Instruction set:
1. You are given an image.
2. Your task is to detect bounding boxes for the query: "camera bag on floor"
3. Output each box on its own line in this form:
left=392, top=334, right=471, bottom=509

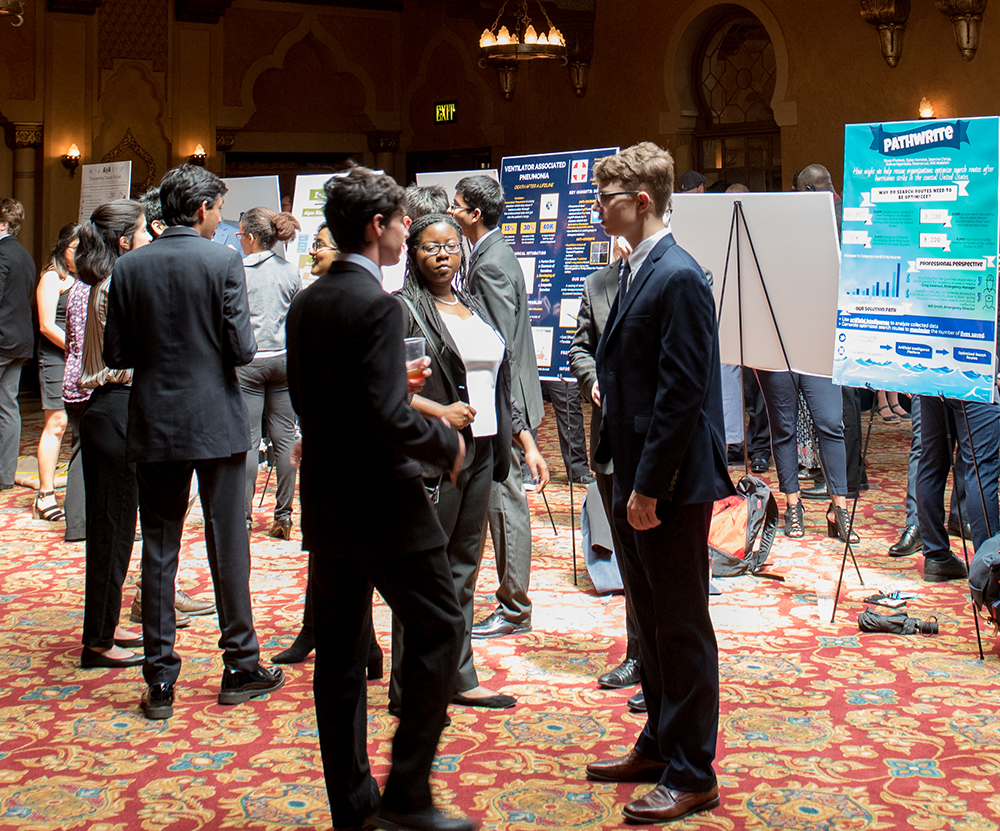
left=708, top=474, right=779, bottom=578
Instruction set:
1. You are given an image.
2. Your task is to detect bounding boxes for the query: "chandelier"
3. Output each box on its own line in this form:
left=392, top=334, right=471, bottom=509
left=0, top=1, right=23, bottom=26
left=479, top=0, right=567, bottom=99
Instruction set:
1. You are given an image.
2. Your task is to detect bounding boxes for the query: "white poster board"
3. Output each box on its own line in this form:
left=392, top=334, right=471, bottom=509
left=670, top=192, right=841, bottom=377
left=414, top=169, right=499, bottom=203
left=218, top=175, right=283, bottom=254
left=78, top=161, right=131, bottom=223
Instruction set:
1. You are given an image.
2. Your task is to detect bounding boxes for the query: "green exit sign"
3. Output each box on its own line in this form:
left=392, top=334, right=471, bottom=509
left=435, top=101, right=457, bottom=124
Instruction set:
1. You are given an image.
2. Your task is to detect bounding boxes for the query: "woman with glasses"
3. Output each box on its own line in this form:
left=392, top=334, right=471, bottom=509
left=389, top=212, right=547, bottom=712
left=236, top=206, right=301, bottom=539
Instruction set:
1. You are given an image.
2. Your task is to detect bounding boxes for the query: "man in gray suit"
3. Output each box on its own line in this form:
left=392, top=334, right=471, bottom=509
left=0, top=198, right=35, bottom=489
left=450, top=175, right=544, bottom=638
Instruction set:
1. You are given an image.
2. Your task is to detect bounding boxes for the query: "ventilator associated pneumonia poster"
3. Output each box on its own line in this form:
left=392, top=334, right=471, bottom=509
left=835, top=116, right=1000, bottom=403
left=499, top=147, right=618, bottom=380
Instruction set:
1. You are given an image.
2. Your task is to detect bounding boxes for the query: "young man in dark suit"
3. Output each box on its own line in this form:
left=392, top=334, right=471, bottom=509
left=449, top=176, right=544, bottom=639
left=585, top=143, right=734, bottom=823
left=104, top=165, right=283, bottom=720
left=286, top=167, right=471, bottom=831
left=0, top=198, right=36, bottom=489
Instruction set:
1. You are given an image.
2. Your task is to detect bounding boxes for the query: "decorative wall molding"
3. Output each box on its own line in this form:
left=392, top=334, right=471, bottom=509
left=365, top=130, right=400, bottom=154
left=216, top=128, right=238, bottom=151
left=99, top=0, right=168, bottom=72
left=4, top=122, right=43, bottom=149
left=102, top=128, right=156, bottom=195
left=936, top=0, right=988, bottom=61
left=860, top=0, right=910, bottom=67
left=47, top=0, right=102, bottom=13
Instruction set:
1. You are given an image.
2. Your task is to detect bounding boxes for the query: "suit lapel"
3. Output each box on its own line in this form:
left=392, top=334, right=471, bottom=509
left=607, top=233, right=676, bottom=342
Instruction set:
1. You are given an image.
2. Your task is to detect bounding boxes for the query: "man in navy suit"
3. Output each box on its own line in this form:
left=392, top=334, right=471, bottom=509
left=585, top=143, right=734, bottom=824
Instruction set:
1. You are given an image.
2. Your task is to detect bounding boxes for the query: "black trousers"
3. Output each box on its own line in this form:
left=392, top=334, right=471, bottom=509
left=136, top=452, right=260, bottom=686
left=313, top=534, right=463, bottom=827
left=80, top=385, right=138, bottom=649
left=64, top=400, right=88, bottom=541
left=543, top=379, right=590, bottom=480
left=612, top=479, right=718, bottom=793
left=595, top=468, right=639, bottom=660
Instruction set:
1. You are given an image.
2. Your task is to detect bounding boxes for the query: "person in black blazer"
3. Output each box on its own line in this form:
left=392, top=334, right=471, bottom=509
left=568, top=256, right=642, bottom=694
left=584, top=144, right=734, bottom=824
left=104, top=165, right=283, bottom=720
left=286, top=168, right=471, bottom=831
left=0, top=199, right=36, bottom=488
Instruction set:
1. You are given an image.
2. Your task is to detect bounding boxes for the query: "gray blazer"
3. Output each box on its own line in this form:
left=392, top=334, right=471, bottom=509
left=463, top=230, right=544, bottom=430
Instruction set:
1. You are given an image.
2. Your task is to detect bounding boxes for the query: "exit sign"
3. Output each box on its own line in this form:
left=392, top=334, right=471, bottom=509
left=435, top=101, right=457, bottom=123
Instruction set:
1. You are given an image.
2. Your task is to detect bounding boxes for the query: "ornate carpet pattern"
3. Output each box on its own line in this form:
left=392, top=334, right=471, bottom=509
left=1, top=400, right=998, bottom=830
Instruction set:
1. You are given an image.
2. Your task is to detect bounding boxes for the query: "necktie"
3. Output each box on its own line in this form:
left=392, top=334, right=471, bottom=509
left=619, top=259, right=632, bottom=298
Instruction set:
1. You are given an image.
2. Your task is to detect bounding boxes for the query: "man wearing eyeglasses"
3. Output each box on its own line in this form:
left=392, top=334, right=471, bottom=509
left=449, top=175, right=545, bottom=640
left=585, top=143, right=733, bottom=824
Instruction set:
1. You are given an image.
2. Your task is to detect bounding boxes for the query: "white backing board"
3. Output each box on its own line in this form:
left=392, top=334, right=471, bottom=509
left=78, top=162, right=131, bottom=223
left=415, top=169, right=499, bottom=202
left=670, top=192, right=841, bottom=377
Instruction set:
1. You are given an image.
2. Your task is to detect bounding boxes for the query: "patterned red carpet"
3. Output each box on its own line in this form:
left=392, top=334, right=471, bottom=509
left=1, top=399, right=998, bottom=830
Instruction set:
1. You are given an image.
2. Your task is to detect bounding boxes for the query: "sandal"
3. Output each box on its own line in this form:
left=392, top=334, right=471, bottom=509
left=827, top=504, right=860, bottom=544
left=784, top=501, right=805, bottom=538
left=33, top=490, right=65, bottom=522
left=890, top=404, right=911, bottom=420
left=877, top=406, right=899, bottom=423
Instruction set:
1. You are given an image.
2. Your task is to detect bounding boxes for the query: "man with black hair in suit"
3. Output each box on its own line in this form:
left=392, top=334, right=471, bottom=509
left=449, top=175, right=545, bottom=639
left=287, top=166, right=471, bottom=831
left=105, top=164, right=283, bottom=721
left=584, top=143, right=734, bottom=824
left=0, top=198, right=35, bottom=490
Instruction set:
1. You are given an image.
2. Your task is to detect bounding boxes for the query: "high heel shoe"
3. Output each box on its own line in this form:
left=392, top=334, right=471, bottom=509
left=272, top=626, right=315, bottom=664
left=268, top=517, right=292, bottom=540
left=784, top=502, right=805, bottom=538
left=890, top=404, right=911, bottom=420
left=877, top=406, right=898, bottom=423
left=32, top=491, right=65, bottom=521
left=827, top=504, right=860, bottom=544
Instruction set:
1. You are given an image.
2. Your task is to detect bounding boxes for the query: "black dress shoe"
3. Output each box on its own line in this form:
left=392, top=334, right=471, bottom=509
left=450, top=691, right=516, bottom=708
left=376, top=805, right=473, bottom=831
left=750, top=455, right=769, bottom=473
left=218, top=663, right=285, bottom=705
left=888, top=525, right=922, bottom=557
left=947, top=517, right=973, bottom=539
left=923, top=554, right=968, bottom=582
left=272, top=627, right=315, bottom=664
left=598, top=657, right=640, bottom=689
left=80, top=646, right=143, bottom=668
left=802, top=483, right=860, bottom=500
left=142, top=683, right=174, bottom=719
left=114, top=635, right=144, bottom=649
left=627, top=691, right=646, bottom=712
left=471, top=611, right=531, bottom=639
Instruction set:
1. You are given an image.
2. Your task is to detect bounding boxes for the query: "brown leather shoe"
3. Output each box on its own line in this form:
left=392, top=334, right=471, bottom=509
left=585, top=748, right=666, bottom=783
left=622, top=784, right=720, bottom=823
left=130, top=593, right=191, bottom=628
left=175, top=588, right=214, bottom=615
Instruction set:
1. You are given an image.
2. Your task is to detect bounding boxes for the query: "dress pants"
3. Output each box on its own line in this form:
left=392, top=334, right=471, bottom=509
left=842, top=387, right=865, bottom=493
left=915, top=396, right=1000, bottom=560
left=80, top=385, right=138, bottom=649
left=720, top=364, right=744, bottom=446
left=595, top=468, right=639, bottom=660
left=312, top=531, right=463, bottom=826
left=0, top=357, right=25, bottom=484
left=237, top=356, right=297, bottom=521
left=543, top=379, right=589, bottom=480
left=755, top=370, right=848, bottom=496
left=904, top=397, right=966, bottom=527
left=744, top=367, right=771, bottom=460
left=136, top=452, right=260, bottom=686
left=63, top=400, right=88, bottom=541
left=391, top=436, right=493, bottom=705
left=483, top=448, right=533, bottom=623
left=612, top=479, right=718, bottom=793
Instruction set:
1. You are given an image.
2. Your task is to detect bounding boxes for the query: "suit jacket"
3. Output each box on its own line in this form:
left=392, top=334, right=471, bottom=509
left=568, top=260, right=619, bottom=470
left=464, top=230, right=544, bottom=430
left=103, top=225, right=257, bottom=462
left=595, top=233, right=733, bottom=505
left=0, top=235, right=36, bottom=361
left=286, top=260, right=460, bottom=554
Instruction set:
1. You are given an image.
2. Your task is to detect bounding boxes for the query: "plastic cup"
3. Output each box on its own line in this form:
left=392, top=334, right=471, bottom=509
left=404, top=337, right=426, bottom=380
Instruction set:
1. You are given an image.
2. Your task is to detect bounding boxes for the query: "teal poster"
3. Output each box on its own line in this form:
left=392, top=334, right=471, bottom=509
left=834, top=116, right=1000, bottom=403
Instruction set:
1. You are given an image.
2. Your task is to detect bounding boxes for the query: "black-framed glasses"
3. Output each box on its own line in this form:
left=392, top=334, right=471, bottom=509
left=419, top=241, right=462, bottom=256
left=595, top=190, right=641, bottom=206
left=311, top=241, right=336, bottom=253
left=449, top=203, right=471, bottom=213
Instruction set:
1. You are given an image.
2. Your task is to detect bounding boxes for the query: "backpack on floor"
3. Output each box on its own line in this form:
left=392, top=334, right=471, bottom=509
left=970, top=533, right=1000, bottom=625
left=708, top=474, right=779, bottom=577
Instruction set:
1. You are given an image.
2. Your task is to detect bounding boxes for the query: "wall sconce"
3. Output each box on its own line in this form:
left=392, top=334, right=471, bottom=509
left=61, top=143, right=81, bottom=177
left=918, top=97, right=935, bottom=118
left=189, top=143, right=207, bottom=166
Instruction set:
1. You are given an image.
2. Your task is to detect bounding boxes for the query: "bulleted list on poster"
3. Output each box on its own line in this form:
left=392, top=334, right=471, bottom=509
left=500, top=147, right=618, bottom=380
left=835, top=116, right=1000, bottom=403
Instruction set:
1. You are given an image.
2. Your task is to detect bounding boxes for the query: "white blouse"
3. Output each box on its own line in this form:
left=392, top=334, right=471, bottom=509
left=442, top=312, right=505, bottom=437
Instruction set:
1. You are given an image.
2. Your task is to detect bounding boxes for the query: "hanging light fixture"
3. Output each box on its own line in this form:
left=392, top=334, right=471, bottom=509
left=0, top=1, right=24, bottom=27
left=479, top=0, right=567, bottom=100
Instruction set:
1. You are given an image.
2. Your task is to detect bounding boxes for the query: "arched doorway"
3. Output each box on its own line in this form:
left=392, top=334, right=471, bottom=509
left=692, top=11, right=781, bottom=191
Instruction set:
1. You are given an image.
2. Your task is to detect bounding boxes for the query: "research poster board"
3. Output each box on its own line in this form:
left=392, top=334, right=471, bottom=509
left=834, top=116, right=1000, bottom=403
left=414, top=169, right=499, bottom=202
left=499, top=147, right=618, bottom=379
left=219, top=175, right=282, bottom=247
left=78, top=161, right=131, bottom=223
left=670, top=192, right=841, bottom=377
left=287, top=174, right=334, bottom=288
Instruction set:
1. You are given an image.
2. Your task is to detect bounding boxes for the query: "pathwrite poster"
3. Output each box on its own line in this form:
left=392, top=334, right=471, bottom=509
left=834, top=116, right=1000, bottom=402
left=499, top=147, right=618, bottom=380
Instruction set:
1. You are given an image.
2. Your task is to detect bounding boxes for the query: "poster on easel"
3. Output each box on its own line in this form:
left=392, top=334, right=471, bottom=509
left=78, top=161, right=131, bottom=223
left=218, top=175, right=282, bottom=252
left=499, top=146, right=618, bottom=380
left=834, top=116, right=1000, bottom=403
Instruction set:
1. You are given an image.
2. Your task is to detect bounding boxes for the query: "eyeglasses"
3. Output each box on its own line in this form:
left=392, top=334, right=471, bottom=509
left=449, top=203, right=471, bottom=213
left=419, top=241, right=462, bottom=256
left=595, top=190, right=641, bottom=206
left=311, top=241, right=336, bottom=253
